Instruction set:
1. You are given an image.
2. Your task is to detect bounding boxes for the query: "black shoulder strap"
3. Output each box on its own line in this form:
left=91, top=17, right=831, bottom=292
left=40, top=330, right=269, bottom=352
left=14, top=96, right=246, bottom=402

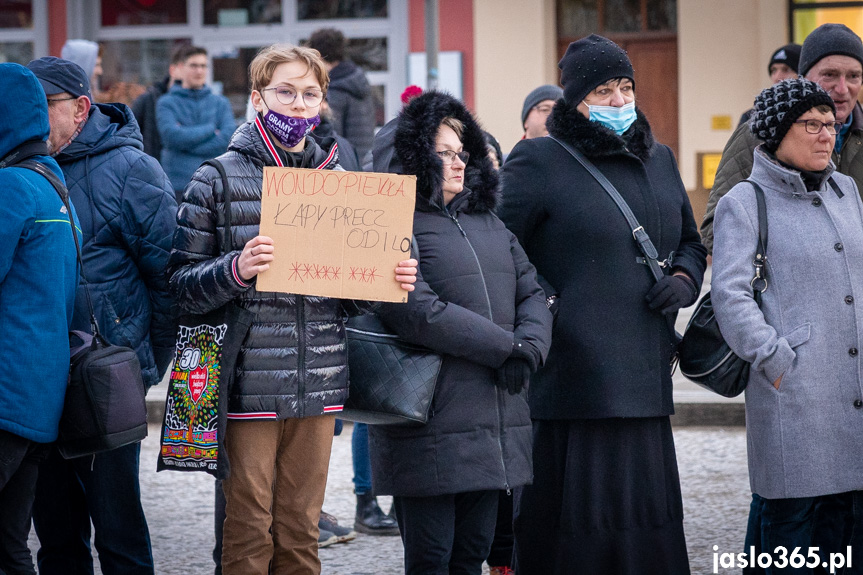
left=549, top=135, right=665, bottom=282
left=14, top=159, right=102, bottom=337
left=0, top=141, right=50, bottom=169
left=201, top=159, right=232, bottom=256
left=743, top=179, right=768, bottom=300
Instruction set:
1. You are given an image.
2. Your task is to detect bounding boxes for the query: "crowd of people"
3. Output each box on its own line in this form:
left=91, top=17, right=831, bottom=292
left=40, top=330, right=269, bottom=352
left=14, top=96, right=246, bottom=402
left=1, top=19, right=863, bottom=575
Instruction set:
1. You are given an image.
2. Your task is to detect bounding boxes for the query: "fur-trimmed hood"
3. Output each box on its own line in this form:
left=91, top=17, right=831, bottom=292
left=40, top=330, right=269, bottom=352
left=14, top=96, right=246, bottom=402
left=393, top=91, right=499, bottom=213
left=546, top=97, right=655, bottom=162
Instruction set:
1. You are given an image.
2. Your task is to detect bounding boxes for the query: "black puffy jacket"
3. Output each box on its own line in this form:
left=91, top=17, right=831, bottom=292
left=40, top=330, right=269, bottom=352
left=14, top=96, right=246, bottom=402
left=368, top=92, right=552, bottom=497
left=327, top=60, right=375, bottom=162
left=168, top=118, right=359, bottom=419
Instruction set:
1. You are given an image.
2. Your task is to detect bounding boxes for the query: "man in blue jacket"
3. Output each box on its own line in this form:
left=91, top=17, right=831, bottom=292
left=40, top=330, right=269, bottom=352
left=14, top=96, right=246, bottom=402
left=157, top=44, right=236, bottom=201
left=0, top=63, right=79, bottom=575
left=26, top=56, right=177, bottom=575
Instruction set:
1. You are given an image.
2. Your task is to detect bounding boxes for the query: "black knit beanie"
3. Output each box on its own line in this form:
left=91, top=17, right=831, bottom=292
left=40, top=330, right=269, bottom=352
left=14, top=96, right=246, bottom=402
left=750, top=78, right=836, bottom=151
left=799, top=23, right=863, bottom=76
left=558, top=34, right=634, bottom=106
left=768, top=43, right=801, bottom=74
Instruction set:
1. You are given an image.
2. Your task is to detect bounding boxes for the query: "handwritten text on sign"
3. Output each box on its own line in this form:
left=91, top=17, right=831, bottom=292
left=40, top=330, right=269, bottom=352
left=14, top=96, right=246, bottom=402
left=257, top=167, right=416, bottom=303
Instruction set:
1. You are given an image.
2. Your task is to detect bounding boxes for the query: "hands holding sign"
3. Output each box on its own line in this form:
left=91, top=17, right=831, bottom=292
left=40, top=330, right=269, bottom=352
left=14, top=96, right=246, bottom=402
left=239, top=234, right=418, bottom=293
left=395, top=258, right=418, bottom=292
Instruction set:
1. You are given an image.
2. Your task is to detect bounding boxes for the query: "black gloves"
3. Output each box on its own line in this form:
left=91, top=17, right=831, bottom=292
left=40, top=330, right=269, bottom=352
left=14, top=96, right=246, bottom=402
left=495, top=339, right=539, bottom=395
left=645, top=274, right=697, bottom=315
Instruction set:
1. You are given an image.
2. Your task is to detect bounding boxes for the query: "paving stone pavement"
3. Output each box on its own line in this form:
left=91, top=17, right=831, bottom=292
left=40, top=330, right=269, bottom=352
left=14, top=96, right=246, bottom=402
left=29, top=422, right=750, bottom=574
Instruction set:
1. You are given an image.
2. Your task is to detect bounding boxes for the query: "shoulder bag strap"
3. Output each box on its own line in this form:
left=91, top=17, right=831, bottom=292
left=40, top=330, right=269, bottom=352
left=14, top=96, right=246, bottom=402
left=201, top=159, right=232, bottom=256
left=548, top=135, right=665, bottom=282
left=15, top=159, right=102, bottom=338
left=743, top=179, right=768, bottom=303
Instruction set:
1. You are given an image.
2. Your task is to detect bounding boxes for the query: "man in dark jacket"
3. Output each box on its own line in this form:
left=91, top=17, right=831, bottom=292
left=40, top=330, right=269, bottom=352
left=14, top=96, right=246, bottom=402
left=0, top=63, right=79, bottom=575
left=26, top=56, right=177, bottom=575
left=702, top=23, right=863, bottom=252
left=308, top=28, right=376, bottom=161
left=131, top=51, right=183, bottom=159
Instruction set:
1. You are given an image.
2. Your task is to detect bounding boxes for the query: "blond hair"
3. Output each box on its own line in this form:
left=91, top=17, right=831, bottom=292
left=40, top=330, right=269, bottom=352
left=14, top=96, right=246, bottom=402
left=249, top=44, right=329, bottom=94
left=440, top=116, right=464, bottom=139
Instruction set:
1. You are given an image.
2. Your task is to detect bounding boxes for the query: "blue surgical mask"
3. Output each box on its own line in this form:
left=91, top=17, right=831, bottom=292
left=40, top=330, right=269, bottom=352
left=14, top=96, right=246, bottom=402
left=585, top=101, right=636, bottom=135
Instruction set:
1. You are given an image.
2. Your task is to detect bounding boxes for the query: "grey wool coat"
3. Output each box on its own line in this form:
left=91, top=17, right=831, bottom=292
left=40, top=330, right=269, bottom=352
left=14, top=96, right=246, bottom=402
left=712, top=147, right=863, bottom=499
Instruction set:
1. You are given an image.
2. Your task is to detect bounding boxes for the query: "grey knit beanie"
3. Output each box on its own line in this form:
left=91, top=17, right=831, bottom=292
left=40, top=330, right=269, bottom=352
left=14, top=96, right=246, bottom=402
left=520, top=84, right=563, bottom=126
left=750, top=78, right=835, bottom=151
left=799, top=23, right=863, bottom=76
left=558, top=34, right=634, bottom=106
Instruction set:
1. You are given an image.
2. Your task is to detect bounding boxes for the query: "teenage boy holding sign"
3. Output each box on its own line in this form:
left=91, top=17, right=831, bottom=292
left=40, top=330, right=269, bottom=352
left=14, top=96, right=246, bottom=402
left=168, top=44, right=417, bottom=574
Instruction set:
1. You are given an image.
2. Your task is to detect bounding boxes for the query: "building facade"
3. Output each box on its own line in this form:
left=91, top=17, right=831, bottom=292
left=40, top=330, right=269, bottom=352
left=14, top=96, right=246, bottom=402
left=3, top=0, right=860, bottom=213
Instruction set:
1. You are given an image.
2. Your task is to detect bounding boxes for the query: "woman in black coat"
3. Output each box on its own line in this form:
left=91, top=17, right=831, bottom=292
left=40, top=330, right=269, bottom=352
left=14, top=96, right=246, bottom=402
left=498, top=36, right=707, bottom=574
left=369, top=91, right=552, bottom=574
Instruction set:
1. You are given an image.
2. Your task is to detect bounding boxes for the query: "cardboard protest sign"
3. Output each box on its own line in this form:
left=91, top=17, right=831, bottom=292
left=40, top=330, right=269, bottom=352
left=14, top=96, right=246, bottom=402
left=257, top=167, right=416, bottom=303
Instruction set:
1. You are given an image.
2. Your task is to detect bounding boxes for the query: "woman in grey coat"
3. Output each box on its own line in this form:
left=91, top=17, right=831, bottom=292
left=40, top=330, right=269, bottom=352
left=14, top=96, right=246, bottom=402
left=713, top=78, right=863, bottom=569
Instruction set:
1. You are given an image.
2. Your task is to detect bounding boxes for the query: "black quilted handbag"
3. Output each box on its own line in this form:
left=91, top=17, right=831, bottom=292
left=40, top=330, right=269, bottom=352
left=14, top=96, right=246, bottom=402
left=342, top=313, right=442, bottom=426
left=678, top=180, right=767, bottom=397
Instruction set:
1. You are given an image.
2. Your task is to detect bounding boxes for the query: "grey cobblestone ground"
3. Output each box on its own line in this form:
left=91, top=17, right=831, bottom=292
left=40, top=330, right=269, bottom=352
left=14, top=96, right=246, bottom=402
left=29, top=422, right=750, bottom=575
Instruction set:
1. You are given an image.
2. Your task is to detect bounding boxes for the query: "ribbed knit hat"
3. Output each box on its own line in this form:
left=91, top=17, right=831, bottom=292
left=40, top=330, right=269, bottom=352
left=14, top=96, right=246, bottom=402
left=750, top=78, right=835, bottom=151
left=799, top=23, right=863, bottom=76
left=558, top=34, right=634, bottom=106
left=520, top=84, right=563, bottom=126
left=768, top=43, right=801, bottom=74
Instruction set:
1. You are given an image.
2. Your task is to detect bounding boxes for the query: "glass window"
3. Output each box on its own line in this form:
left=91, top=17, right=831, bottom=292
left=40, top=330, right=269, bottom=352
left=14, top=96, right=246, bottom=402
left=558, top=0, right=599, bottom=38
left=603, top=0, right=641, bottom=33
left=203, top=0, right=282, bottom=26
left=0, top=41, right=33, bottom=64
left=102, top=0, right=187, bottom=26
left=792, top=5, right=863, bottom=43
left=100, top=39, right=189, bottom=106
left=0, top=0, right=32, bottom=29
left=370, top=84, right=385, bottom=127
left=297, top=0, right=388, bottom=20
left=212, top=47, right=263, bottom=122
left=646, top=0, right=676, bottom=31
left=347, top=38, right=388, bottom=72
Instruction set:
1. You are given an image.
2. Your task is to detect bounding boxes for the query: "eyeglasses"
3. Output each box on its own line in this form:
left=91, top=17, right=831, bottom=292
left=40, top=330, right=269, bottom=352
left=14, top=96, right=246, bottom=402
left=533, top=104, right=554, bottom=115
left=436, top=150, right=470, bottom=165
left=793, top=119, right=843, bottom=135
left=46, top=96, right=76, bottom=104
left=261, top=86, right=324, bottom=107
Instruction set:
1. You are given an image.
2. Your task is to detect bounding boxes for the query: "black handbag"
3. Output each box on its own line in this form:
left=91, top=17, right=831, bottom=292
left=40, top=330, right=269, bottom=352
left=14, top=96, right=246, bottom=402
left=158, top=159, right=254, bottom=479
left=678, top=180, right=768, bottom=397
left=14, top=158, right=149, bottom=459
left=341, top=313, right=442, bottom=426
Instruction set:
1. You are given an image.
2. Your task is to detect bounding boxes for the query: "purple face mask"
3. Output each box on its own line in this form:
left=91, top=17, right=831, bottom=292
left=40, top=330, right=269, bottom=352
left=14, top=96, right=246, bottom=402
left=263, top=108, right=320, bottom=149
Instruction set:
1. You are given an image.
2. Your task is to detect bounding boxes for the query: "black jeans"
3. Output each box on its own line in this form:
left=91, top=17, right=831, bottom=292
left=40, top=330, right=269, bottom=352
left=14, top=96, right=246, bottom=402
left=0, top=430, right=46, bottom=575
left=757, top=491, right=863, bottom=575
left=31, top=442, right=154, bottom=575
left=394, top=490, right=498, bottom=575
left=486, top=490, right=514, bottom=567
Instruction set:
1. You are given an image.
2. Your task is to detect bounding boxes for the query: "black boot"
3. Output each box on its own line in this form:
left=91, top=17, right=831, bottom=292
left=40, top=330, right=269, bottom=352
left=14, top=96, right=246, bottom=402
left=354, top=492, right=400, bottom=536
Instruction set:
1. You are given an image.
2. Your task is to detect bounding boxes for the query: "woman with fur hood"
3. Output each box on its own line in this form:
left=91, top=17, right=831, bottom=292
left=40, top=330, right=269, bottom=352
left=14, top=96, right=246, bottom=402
left=498, top=36, right=707, bottom=573
left=368, top=91, right=552, bottom=573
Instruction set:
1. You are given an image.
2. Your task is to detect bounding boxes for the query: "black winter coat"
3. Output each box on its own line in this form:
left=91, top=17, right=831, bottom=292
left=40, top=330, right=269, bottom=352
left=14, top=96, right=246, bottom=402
left=499, top=101, right=707, bottom=420
left=327, top=61, right=376, bottom=162
left=168, top=119, right=358, bottom=419
left=369, top=92, right=552, bottom=497
left=56, top=103, right=178, bottom=388
left=131, top=76, right=171, bottom=160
